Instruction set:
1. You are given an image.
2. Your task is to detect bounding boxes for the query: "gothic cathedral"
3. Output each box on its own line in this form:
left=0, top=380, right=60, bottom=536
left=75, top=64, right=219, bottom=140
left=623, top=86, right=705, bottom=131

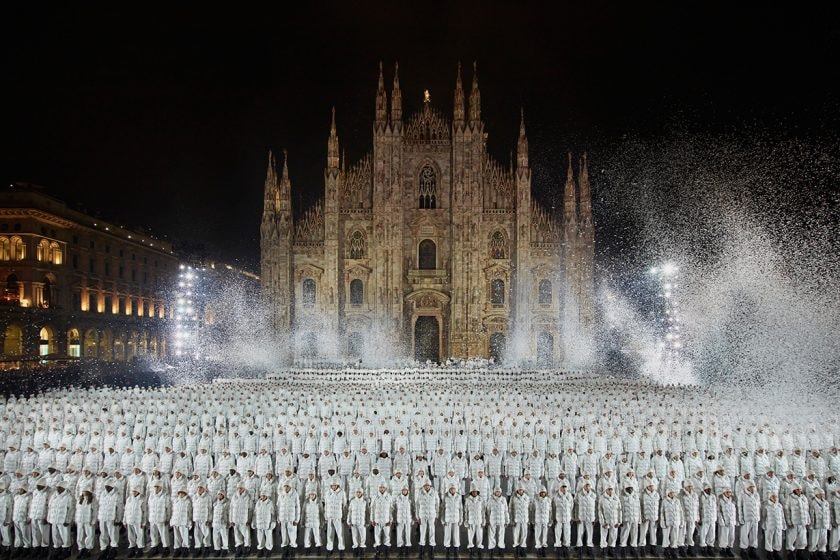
left=260, top=63, right=594, bottom=364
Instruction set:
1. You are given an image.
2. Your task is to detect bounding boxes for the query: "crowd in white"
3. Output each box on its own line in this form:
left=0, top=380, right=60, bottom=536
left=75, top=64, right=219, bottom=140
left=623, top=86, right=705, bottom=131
left=0, top=378, right=838, bottom=560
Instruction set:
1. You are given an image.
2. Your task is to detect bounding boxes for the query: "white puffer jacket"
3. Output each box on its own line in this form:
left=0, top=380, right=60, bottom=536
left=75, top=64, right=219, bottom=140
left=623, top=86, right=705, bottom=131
left=598, top=493, right=621, bottom=526
left=660, top=495, right=683, bottom=528
left=276, top=489, right=300, bottom=523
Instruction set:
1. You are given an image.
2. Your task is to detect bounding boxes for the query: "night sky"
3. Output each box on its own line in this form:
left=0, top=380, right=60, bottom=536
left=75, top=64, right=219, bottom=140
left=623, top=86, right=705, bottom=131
left=5, top=3, right=838, bottom=272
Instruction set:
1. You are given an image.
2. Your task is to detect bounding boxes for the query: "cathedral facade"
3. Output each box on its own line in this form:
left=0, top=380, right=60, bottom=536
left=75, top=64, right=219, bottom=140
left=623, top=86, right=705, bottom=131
left=260, top=63, right=594, bottom=364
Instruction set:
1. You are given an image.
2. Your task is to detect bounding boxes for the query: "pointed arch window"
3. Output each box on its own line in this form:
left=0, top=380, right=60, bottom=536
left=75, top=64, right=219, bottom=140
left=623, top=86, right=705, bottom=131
left=491, top=279, right=505, bottom=305
left=302, top=279, right=316, bottom=307
left=347, top=230, right=367, bottom=259
left=490, top=231, right=507, bottom=259
left=538, top=279, right=552, bottom=304
left=419, top=165, right=437, bottom=209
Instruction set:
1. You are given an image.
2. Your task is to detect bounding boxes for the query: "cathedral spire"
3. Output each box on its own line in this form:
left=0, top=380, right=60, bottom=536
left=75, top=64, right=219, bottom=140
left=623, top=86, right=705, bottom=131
left=469, top=61, right=481, bottom=124
left=327, top=107, right=340, bottom=170
left=517, top=108, right=529, bottom=169
left=375, top=61, right=388, bottom=126
left=453, top=61, right=465, bottom=125
left=563, top=151, right=577, bottom=227
left=279, top=148, right=291, bottom=209
left=391, top=61, right=402, bottom=125
left=263, top=149, right=279, bottom=215
left=280, top=148, right=289, bottom=181
left=578, top=152, right=592, bottom=224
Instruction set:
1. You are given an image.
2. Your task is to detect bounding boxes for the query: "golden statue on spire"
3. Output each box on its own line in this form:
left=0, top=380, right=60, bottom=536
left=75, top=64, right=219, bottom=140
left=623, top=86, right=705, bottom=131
left=423, top=89, right=431, bottom=103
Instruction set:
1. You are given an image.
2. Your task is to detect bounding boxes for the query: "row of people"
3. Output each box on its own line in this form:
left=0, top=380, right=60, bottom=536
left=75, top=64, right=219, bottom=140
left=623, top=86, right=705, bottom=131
left=3, top=471, right=839, bottom=559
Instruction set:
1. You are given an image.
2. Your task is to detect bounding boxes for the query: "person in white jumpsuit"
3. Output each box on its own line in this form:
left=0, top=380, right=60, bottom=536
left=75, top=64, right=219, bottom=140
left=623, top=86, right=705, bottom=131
left=211, top=491, right=230, bottom=555
left=348, top=488, right=368, bottom=551
left=324, top=482, right=346, bottom=552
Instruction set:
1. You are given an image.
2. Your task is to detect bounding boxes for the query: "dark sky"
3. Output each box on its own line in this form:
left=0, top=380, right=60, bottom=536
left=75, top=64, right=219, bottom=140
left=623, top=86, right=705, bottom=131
left=5, top=3, right=838, bottom=272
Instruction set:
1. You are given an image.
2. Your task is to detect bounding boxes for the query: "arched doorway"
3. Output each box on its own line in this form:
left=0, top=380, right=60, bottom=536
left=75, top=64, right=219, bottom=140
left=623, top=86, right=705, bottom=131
left=347, top=332, right=363, bottom=357
left=537, top=331, right=554, bottom=366
left=4, top=274, right=20, bottom=304
left=41, top=275, right=54, bottom=308
left=38, top=326, right=56, bottom=356
left=99, top=329, right=113, bottom=361
left=67, top=328, right=81, bottom=358
left=301, top=332, right=317, bottom=358
left=113, top=332, right=126, bottom=361
left=3, top=325, right=23, bottom=356
left=414, top=316, right=440, bottom=363
left=127, top=332, right=138, bottom=360
left=489, top=332, right=506, bottom=363
left=83, top=329, right=98, bottom=358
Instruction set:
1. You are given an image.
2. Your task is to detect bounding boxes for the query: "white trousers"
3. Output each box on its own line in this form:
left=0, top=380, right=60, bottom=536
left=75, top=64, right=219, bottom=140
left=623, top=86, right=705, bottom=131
left=194, top=522, right=211, bottom=548
left=787, top=525, right=807, bottom=551
left=0, top=525, right=10, bottom=547
left=278, top=522, right=297, bottom=547
left=577, top=521, right=594, bottom=547
left=621, top=523, right=639, bottom=547
left=640, top=520, right=657, bottom=546
left=325, top=519, right=344, bottom=550
left=172, top=525, right=190, bottom=549
left=256, top=528, right=274, bottom=550
left=76, top=523, right=95, bottom=550
left=373, top=523, right=391, bottom=546
left=534, top=523, right=549, bottom=548
left=718, top=525, right=735, bottom=549
left=396, top=522, right=411, bottom=547
left=740, top=521, right=759, bottom=549
left=467, top=524, right=484, bottom=548
left=150, top=522, right=170, bottom=548
left=443, top=522, right=460, bottom=548
left=683, top=522, right=697, bottom=546
left=350, top=524, right=366, bottom=548
left=232, top=523, right=251, bottom=547
left=487, top=523, right=505, bottom=549
left=50, top=523, right=70, bottom=548
left=303, top=525, right=322, bottom=548
left=765, top=527, right=783, bottom=551
left=809, top=528, right=827, bottom=552
left=99, top=520, right=118, bottom=549
left=14, top=522, right=31, bottom=548
left=661, top=525, right=679, bottom=549
left=600, top=525, right=618, bottom=548
left=555, top=522, right=572, bottom=547
left=126, top=523, right=145, bottom=548
left=512, top=522, right=528, bottom=548
left=31, top=519, right=49, bottom=547
left=830, top=526, right=840, bottom=552
left=419, top=518, right=435, bottom=545
left=212, top=526, right=229, bottom=550
left=699, top=522, right=716, bottom=547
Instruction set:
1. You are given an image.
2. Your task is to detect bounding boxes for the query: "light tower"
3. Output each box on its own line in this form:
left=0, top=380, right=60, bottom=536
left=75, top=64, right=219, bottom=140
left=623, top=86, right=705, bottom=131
left=173, top=264, right=202, bottom=359
left=649, top=263, right=683, bottom=360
